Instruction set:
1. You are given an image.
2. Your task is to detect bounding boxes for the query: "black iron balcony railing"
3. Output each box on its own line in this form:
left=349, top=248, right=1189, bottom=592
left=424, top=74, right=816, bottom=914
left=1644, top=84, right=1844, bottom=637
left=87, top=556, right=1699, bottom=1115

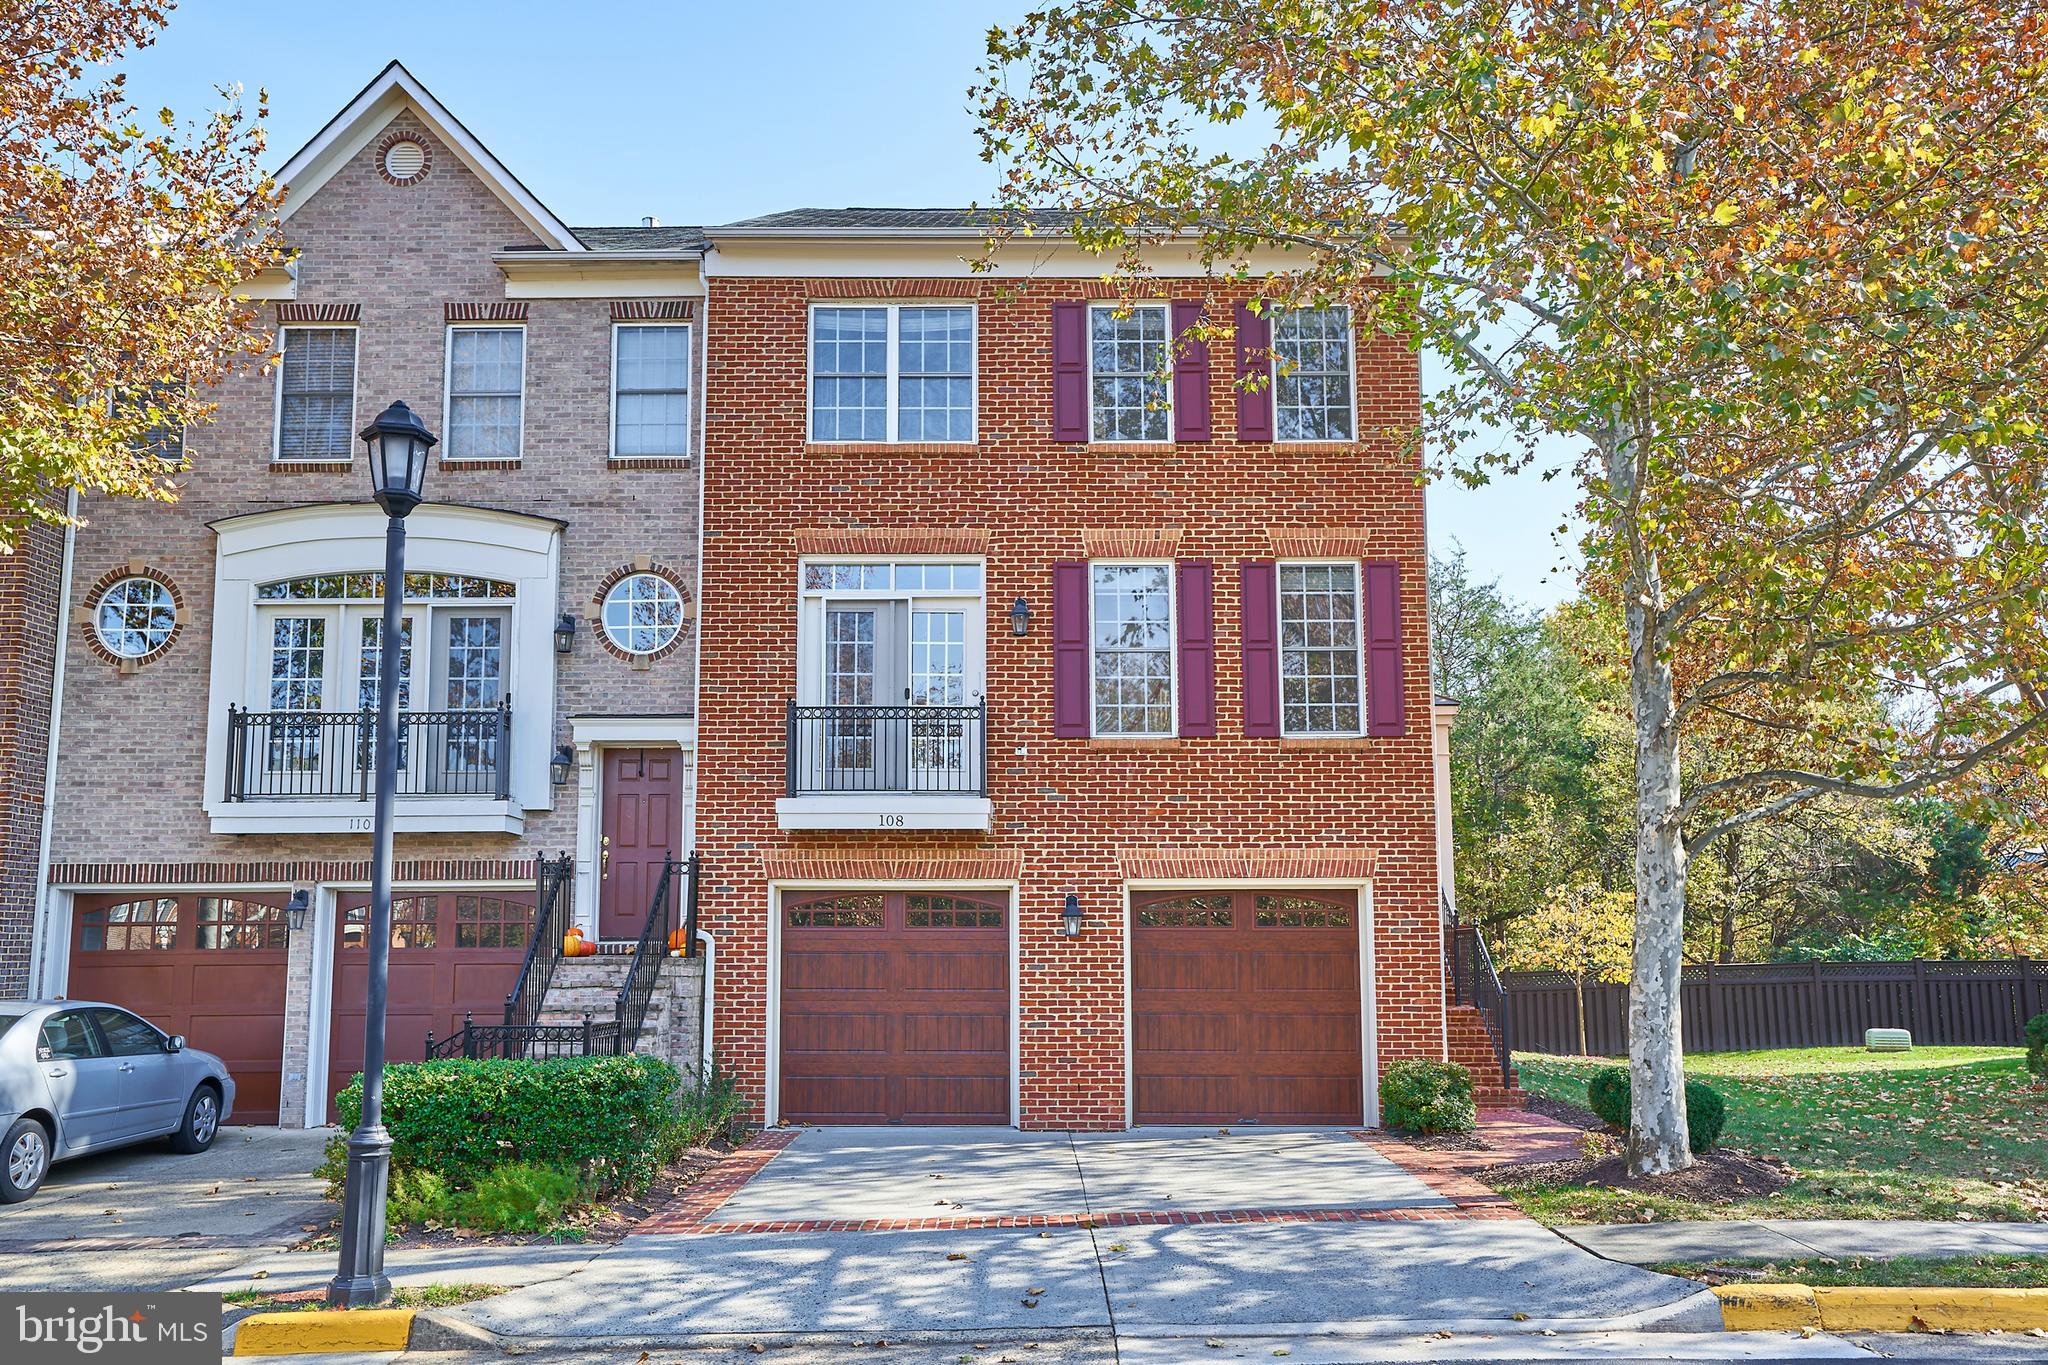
left=224, top=702, right=512, bottom=801
left=785, top=701, right=987, bottom=797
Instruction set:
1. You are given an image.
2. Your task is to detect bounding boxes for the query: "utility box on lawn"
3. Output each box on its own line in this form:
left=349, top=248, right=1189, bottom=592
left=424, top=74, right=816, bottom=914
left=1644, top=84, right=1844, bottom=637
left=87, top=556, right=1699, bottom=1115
left=1864, top=1027, right=1913, bottom=1052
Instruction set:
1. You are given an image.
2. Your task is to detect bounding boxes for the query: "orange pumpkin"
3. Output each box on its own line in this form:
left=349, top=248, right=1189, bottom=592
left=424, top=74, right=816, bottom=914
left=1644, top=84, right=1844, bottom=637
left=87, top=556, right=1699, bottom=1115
left=579, top=937, right=600, bottom=957
left=667, top=926, right=689, bottom=952
left=563, top=925, right=585, bottom=955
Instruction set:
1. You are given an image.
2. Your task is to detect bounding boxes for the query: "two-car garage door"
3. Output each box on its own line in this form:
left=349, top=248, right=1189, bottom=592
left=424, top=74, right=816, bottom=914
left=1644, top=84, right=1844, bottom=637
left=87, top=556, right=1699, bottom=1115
left=778, top=886, right=1363, bottom=1128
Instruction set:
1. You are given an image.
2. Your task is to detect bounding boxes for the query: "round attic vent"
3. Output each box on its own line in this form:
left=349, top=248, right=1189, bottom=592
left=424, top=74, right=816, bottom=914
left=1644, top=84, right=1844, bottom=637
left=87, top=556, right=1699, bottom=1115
left=381, top=138, right=427, bottom=184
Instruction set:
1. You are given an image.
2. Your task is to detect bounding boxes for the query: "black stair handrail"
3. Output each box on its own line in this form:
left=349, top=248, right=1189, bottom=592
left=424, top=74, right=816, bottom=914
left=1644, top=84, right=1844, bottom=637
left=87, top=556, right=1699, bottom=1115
left=614, top=852, right=699, bottom=1051
left=502, top=852, right=576, bottom=1031
left=1445, top=892, right=1513, bottom=1087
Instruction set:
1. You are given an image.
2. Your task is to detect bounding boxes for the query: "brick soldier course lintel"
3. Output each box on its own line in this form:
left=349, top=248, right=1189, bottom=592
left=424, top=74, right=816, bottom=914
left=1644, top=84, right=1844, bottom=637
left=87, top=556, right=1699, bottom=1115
left=1267, top=528, right=1388, bottom=558
left=790, top=527, right=991, bottom=556
left=1117, top=846, right=1378, bottom=881
left=760, top=849, right=1023, bottom=883
left=1081, top=527, right=1183, bottom=558
left=49, top=858, right=540, bottom=887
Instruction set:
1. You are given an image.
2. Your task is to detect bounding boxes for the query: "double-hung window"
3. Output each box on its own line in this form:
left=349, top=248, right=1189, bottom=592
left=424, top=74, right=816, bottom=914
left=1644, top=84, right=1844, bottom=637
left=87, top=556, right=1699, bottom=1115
left=1272, top=307, right=1355, bottom=441
left=444, top=326, right=524, bottom=461
left=809, top=304, right=975, bottom=443
left=612, top=324, right=691, bottom=458
left=1278, top=561, right=1363, bottom=735
left=274, top=327, right=358, bottom=462
left=1090, top=562, right=1175, bottom=736
left=1089, top=303, right=1171, bottom=442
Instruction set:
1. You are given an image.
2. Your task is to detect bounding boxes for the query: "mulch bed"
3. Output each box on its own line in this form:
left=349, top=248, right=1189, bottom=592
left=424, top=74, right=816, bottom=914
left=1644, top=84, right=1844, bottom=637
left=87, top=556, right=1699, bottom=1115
left=1482, top=1148, right=1792, bottom=1203
left=293, top=1142, right=734, bottom=1252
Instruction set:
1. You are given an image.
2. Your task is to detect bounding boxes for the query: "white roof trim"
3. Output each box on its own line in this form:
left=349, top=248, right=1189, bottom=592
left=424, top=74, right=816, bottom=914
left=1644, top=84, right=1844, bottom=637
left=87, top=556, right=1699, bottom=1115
left=272, top=60, right=583, bottom=252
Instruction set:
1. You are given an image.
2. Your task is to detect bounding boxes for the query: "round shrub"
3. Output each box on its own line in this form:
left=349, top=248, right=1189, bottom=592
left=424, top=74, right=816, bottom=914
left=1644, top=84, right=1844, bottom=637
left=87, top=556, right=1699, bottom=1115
left=1380, top=1059, right=1476, bottom=1134
left=2024, top=1011, right=2048, bottom=1079
left=1584, top=1065, right=1727, bottom=1153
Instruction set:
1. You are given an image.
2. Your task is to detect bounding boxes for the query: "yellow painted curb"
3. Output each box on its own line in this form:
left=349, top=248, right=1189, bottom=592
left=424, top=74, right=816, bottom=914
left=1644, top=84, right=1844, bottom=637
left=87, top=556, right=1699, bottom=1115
left=1717, top=1284, right=2048, bottom=1333
left=233, top=1307, right=416, bottom=1356
left=1714, top=1283, right=1820, bottom=1330
left=1811, top=1286, right=2048, bottom=1333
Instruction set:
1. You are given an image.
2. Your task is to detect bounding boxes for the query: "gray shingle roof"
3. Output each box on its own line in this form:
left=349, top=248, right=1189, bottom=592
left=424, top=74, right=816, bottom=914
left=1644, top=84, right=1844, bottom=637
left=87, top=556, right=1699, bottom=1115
left=720, top=207, right=1083, bottom=232
left=571, top=225, right=709, bottom=252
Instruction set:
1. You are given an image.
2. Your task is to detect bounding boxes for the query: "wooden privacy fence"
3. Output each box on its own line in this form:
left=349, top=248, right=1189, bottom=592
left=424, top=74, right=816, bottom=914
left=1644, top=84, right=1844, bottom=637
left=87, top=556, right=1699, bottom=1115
left=1503, top=958, right=2048, bottom=1057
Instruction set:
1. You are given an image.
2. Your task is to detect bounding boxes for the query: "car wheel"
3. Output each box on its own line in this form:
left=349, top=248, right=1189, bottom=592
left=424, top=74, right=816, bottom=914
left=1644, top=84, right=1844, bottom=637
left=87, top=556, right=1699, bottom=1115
left=1, top=1118, right=50, bottom=1203
left=167, top=1085, right=221, bottom=1155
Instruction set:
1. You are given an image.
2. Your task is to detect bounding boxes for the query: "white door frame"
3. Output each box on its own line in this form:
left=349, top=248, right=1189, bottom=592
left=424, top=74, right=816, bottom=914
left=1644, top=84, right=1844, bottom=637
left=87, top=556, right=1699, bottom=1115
left=569, top=717, right=697, bottom=940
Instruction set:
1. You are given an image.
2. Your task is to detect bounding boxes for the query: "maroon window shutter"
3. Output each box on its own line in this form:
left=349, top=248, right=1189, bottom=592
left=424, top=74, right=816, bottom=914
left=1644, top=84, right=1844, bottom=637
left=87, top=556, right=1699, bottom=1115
left=1364, top=560, right=1407, bottom=737
left=1240, top=561, right=1279, bottom=737
left=1234, top=301, right=1273, bottom=442
left=1052, top=561, right=1090, bottom=736
left=1171, top=300, right=1211, bottom=442
left=1175, top=560, right=1216, bottom=737
left=1051, top=302, right=1088, bottom=442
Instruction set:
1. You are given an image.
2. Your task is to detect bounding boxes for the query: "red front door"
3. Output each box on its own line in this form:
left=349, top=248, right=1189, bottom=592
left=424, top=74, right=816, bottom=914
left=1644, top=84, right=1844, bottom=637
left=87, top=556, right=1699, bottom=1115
left=598, top=746, right=683, bottom=940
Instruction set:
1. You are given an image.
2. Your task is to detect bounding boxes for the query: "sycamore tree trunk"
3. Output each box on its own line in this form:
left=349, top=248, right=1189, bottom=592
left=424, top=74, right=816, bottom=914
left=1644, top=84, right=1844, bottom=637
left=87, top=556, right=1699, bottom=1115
left=1614, top=432, right=1695, bottom=1177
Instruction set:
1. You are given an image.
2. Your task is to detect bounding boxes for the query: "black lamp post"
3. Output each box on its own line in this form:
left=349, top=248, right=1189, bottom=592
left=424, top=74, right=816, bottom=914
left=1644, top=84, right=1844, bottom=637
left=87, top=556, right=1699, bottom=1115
left=328, top=400, right=434, bottom=1308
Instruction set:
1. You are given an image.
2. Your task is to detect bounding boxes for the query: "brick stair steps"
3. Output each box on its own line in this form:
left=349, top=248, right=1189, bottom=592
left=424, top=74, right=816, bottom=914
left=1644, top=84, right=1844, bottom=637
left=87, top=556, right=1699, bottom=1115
left=1447, top=1004, right=1526, bottom=1107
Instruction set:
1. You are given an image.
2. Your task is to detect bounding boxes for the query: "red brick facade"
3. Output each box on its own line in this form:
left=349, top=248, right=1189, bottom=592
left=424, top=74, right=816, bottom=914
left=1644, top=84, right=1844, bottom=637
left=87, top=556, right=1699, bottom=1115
left=694, top=275, right=1445, bottom=1129
left=0, top=514, right=64, bottom=995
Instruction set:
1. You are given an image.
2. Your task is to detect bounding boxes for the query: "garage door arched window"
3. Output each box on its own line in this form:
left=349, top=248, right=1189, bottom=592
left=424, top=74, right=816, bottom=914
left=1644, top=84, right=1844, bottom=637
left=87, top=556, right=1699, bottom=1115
left=78, top=899, right=180, bottom=951
left=197, top=897, right=290, bottom=950
left=94, top=576, right=177, bottom=660
left=600, top=571, right=685, bottom=658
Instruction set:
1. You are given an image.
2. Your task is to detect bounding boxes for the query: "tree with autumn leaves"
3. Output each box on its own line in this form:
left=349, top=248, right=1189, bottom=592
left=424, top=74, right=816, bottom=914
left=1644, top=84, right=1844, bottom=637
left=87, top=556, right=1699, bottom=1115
left=1, top=0, right=281, bottom=550
left=977, top=1, right=2048, bottom=1174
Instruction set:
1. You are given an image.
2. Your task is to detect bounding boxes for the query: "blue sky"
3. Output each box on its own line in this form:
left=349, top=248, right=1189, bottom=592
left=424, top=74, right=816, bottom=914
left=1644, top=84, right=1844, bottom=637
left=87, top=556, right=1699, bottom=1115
left=120, top=0, right=1583, bottom=605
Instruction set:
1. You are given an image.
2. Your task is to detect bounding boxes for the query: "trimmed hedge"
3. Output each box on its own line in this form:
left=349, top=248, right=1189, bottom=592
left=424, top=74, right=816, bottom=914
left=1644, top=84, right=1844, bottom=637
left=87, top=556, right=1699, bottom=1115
left=2026, top=1012, right=2048, bottom=1079
left=331, top=1054, right=681, bottom=1189
left=1379, top=1059, right=1477, bottom=1134
left=1586, top=1064, right=1727, bottom=1152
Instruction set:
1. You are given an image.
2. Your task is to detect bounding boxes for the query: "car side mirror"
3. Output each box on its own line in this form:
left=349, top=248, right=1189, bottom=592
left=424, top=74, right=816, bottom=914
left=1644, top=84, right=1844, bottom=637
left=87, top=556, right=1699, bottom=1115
left=166, top=1035, right=185, bottom=1053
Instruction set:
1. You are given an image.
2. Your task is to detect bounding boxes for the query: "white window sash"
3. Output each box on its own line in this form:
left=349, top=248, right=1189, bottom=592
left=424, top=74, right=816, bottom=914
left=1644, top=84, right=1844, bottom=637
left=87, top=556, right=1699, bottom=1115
left=1276, top=558, right=1365, bottom=737
left=1085, top=302, right=1174, bottom=444
left=1270, top=305, right=1358, bottom=444
left=1086, top=559, right=1178, bottom=737
left=807, top=303, right=977, bottom=444
left=272, top=326, right=359, bottom=463
left=441, top=324, right=526, bottom=462
left=609, top=322, right=692, bottom=460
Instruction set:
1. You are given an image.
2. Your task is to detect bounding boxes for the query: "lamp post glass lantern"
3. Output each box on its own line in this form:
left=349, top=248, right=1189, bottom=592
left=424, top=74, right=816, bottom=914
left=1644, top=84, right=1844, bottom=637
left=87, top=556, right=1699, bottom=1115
left=329, top=401, right=435, bottom=1308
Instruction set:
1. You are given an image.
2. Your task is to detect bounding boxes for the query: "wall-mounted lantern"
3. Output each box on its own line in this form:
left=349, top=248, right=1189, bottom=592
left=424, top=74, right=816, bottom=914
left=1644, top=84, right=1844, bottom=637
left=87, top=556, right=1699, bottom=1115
left=550, top=745, right=574, bottom=787
left=1010, top=597, right=1032, bottom=637
left=285, top=888, right=311, bottom=934
left=553, top=613, right=577, bottom=655
left=1059, top=892, right=1084, bottom=938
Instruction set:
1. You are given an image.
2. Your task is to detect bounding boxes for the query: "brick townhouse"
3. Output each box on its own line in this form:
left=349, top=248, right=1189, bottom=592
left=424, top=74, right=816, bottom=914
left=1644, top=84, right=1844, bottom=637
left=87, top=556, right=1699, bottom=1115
left=1, top=63, right=1503, bottom=1132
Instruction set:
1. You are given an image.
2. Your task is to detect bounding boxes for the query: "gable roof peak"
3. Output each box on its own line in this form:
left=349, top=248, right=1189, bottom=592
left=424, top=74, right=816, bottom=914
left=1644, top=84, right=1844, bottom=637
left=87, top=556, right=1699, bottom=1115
left=272, top=60, right=582, bottom=252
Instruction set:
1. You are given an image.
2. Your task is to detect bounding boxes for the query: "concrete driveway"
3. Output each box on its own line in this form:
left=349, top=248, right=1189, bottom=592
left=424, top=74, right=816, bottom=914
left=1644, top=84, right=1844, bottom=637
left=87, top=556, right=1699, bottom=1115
left=456, top=1126, right=1718, bottom=1351
left=0, top=1125, right=334, bottom=1291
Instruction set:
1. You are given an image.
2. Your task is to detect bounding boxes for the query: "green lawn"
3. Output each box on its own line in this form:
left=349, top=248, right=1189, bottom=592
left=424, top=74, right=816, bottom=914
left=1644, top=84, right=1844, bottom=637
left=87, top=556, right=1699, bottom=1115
left=1648, top=1255, right=2048, bottom=1289
left=1502, top=1047, right=2047, bottom=1223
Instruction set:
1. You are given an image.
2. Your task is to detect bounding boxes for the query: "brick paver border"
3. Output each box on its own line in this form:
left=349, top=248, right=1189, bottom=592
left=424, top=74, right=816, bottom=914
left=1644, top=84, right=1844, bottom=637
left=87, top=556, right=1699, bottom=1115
left=638, top=1128, right=800, bottom=1233
left=1351, top=1108, right=1590, bottom=1220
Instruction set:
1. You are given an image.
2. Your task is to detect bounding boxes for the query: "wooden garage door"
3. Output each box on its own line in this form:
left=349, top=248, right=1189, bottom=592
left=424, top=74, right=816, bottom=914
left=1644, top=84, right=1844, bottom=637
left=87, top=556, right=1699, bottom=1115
left=68, top=893, right=291, bottom=1123
left=781, top=890, right=1008, bottom=1124
left=1132, top=889, right=1363, bottom=1125
left=327, top=889, right=533, bottom=1121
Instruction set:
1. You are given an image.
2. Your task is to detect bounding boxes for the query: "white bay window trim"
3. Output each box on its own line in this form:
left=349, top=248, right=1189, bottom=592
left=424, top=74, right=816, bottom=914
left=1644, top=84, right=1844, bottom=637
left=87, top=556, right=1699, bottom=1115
left=806, top=302, right=978, bottom=444
left=203, top=503, right=563, bottom=835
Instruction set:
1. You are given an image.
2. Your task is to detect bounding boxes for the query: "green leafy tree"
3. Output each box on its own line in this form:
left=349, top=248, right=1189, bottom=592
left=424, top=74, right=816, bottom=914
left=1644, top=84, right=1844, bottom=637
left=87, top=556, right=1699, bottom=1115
left=1, top=0, right=282, bottom=548
left=978, top=1, right=2048, bottom=1174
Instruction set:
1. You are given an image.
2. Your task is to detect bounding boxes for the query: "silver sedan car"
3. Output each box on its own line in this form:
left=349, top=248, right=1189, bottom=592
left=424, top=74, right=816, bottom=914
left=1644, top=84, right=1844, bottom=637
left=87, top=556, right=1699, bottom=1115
left=0, top=1000, right=236, bottom=1203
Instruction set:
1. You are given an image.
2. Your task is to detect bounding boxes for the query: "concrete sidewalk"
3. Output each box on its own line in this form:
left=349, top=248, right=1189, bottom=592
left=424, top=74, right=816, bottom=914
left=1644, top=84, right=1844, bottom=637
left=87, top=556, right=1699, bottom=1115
left=1564, top=1219, right=2048, bottom=1264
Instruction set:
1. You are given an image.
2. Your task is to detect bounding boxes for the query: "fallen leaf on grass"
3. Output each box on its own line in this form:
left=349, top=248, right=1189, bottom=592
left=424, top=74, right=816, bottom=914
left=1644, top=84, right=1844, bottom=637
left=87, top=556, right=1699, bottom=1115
left=946, top=1252, right=970, bottom=1261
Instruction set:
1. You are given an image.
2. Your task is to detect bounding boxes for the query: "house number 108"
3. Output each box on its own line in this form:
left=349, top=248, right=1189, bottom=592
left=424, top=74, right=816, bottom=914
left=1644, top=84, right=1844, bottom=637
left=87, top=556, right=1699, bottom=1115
left=876, top=814, right=905, bottom=828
